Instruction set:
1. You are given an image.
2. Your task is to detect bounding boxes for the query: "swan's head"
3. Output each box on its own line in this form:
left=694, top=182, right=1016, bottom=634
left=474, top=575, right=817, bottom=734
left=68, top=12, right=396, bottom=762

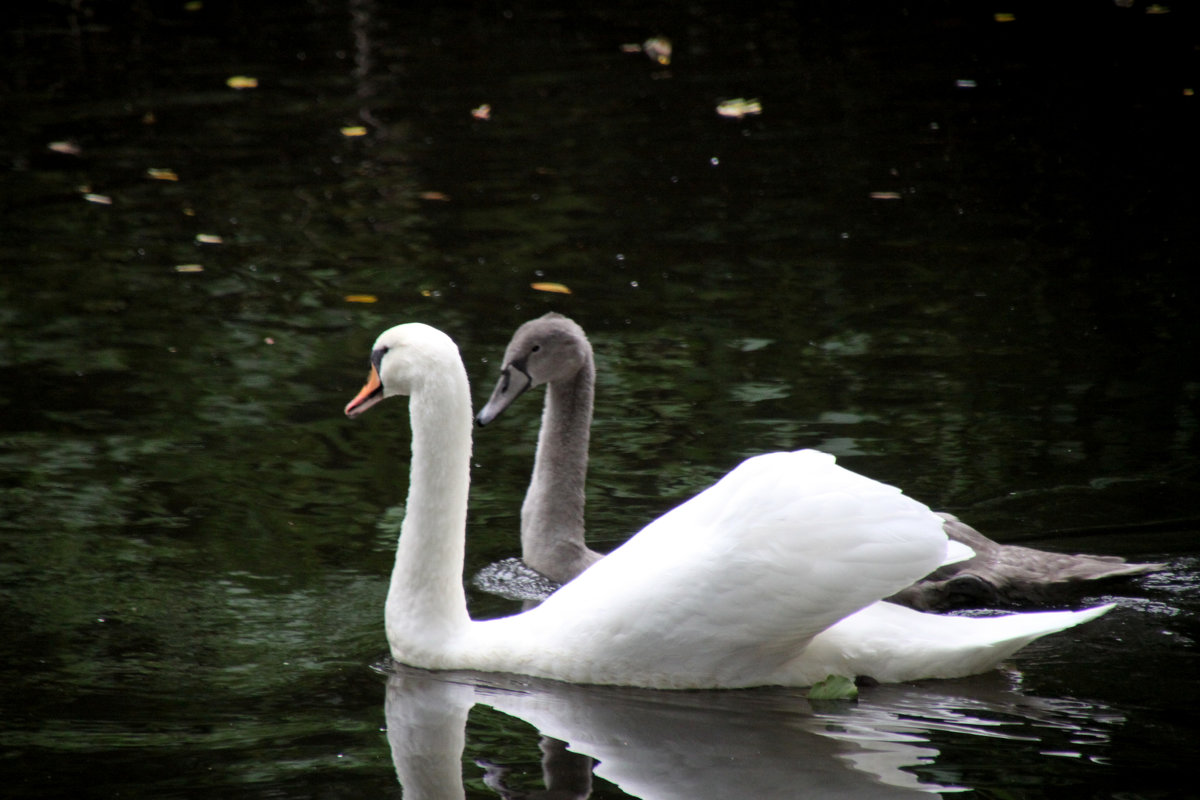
left=476, top=312, right=591, bottom=426
left=344, top=323, right=460, bottom=418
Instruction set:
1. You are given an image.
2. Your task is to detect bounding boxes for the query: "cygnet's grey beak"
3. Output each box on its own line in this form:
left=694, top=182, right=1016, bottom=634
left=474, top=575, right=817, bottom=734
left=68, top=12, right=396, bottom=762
left=476, top=363, right=531, bottom=426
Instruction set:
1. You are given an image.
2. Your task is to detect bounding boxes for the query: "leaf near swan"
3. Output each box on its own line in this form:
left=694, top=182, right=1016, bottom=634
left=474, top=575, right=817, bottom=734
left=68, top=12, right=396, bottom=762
left=807, top=675, right=858, bottom=701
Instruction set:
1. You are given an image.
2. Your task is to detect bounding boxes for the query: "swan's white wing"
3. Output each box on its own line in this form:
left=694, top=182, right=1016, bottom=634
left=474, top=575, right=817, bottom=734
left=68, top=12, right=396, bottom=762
left=482, top=450, right=952, bottom=687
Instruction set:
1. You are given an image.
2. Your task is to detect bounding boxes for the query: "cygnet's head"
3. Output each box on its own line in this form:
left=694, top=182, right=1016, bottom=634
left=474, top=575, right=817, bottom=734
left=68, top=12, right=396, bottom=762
left=476, top=312, right=591, bottom=426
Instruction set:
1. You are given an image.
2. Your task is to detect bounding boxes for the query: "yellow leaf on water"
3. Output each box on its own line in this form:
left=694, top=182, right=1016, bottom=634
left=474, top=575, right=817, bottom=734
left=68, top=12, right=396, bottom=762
left=994, top=12, right=1016, bottom=22
left=174, top=264, right=204, bottom=273
left=471, top=104, right=492, bottom=120
left=870, top=191, right=902, bottom=200
left=531, top=282, right=572, bottom=295
left=84, top=193, right=113, bottom=205
left=344, top=294, right=378, bottom=303
left=147, top=168, right=179, bottom=181
left=716, top=98, right=762, bottom=119
left=642, top=37, right=672, bottom=65
left=420, top=191, right=451, bottom=201
left=195, top=233, right=223, bottom=244
left=226, top=75, right=259, bottom=89
left=340, top=126, right=367, bottom=137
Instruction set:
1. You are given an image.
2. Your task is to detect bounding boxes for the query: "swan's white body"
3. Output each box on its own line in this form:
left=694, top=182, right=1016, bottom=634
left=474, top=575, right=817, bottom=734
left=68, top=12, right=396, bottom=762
left=348, top=323, right=1111, bottom=689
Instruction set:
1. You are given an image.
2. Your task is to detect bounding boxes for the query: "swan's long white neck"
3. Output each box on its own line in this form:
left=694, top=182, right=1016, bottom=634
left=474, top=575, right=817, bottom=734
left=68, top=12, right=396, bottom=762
left=521, top=350, right=594, bottom=575
left=386, top=361, right=474, bottom=656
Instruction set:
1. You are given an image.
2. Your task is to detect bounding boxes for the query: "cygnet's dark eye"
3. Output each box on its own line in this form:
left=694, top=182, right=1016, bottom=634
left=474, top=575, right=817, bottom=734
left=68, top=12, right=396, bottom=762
left=530, top=345, right=541, bottom=353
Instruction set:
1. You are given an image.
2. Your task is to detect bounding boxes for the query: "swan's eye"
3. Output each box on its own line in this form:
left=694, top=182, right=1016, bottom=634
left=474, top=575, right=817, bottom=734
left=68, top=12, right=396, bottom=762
left=371, top=345, right=389, bottom=375
left=530, top=345, right=541, bottom=353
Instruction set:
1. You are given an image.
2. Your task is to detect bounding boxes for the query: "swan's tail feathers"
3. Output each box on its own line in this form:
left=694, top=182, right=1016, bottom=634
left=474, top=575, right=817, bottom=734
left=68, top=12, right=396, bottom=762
left=788, top=602, right=1116, bottom=686
left=942, top=540, right=976, bottom=567
left=913, top=602, right=1116, bottom=681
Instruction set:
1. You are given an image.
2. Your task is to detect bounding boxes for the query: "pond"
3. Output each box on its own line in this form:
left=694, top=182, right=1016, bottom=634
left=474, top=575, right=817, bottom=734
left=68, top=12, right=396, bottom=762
left=2, top=2, right=1198, bottom=798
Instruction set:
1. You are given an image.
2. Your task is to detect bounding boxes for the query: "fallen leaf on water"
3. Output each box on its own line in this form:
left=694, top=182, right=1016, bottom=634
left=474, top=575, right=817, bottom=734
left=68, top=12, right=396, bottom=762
left=994, top=12, right=1016, bottom=22
left=642, top=37, right=672, bottom=65
left=716, top=98, right=762, bottom=119
left=420, top=191, right=451, bottom=201
left=344, top=294, right=378, bottom=303
left=807, top=674, right=858, bottom=701
left=340, top=126, right=367, bottom=137
left=531, top=282, right=572, bottom=295
left=1146, top=4, right=1170, bottom=13
left=226, top=75, right=259, bottom=89
left=147, top=168, right=179, bottom=181
left=1185, top=88, right=1195, bottom=96
left=174, top=264, right=204, bottom=273
left=84, top=193, right=113, bottom=205
left=185, top=1, right=203, bottom=11
left=48, top=141, right=81, bottom=156
left=870, top=191, right=902, bottom=200
left=471, top=104, right=492, bottom=120
left=195, top=233, right=223, bottom=244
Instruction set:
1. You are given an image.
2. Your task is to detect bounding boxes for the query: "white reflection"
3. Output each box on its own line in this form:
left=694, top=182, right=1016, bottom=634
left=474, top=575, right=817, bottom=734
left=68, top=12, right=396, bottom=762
left=383, top=664, right=1121, bottom=799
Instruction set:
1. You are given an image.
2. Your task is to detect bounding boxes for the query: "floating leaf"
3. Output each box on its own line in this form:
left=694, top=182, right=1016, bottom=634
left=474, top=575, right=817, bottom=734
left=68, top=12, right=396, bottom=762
left=48, top=141, right=81, bottom=156
left=807, top=674, right=858, bottom=701
left=955, top=79, right=978, bottom=88
left=531, top=282, right=572, bottom=295
left=716, top=98, right=762, bottom=119
left=994, top=12, right=1016, bottom=22
left=185, top=1, right=203, bottom=10
left=344, top=294, right=378, bottom=303
left=419, top=191, right=451, bottom=201
left=471, top=103, right=492, bottom=120
left=642, top=37, right=672, bottom=65
left=195, top=233, right=223, bottom=244
left=340, top=126, right=367, bottom=137
left=83, top=193, right=113, bottom=205
left=174, top=264, right=204, bottom=273
left=226, top=75, right=259, bottom=89
left=869, top=191, right=902, bottom=200
left=147, top=168, right=179, bottom=181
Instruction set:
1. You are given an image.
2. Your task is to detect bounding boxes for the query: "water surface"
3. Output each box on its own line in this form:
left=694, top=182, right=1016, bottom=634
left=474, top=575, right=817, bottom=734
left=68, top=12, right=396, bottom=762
left=2, top=2, right=1198, bottom=798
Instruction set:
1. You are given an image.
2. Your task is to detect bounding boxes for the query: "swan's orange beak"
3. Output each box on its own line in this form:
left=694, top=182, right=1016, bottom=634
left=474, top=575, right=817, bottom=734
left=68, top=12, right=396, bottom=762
left=344, top=366, right=384, bottom=418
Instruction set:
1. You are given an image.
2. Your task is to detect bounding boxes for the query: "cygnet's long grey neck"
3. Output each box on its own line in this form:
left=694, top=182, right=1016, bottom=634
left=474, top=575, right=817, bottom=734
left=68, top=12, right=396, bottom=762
left=521, top=351, right=602, bottom=583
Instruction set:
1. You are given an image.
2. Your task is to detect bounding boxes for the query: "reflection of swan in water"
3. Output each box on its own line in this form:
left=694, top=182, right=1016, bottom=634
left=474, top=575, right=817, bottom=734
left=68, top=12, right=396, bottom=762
left=382, top=662, right=1123, bottom=799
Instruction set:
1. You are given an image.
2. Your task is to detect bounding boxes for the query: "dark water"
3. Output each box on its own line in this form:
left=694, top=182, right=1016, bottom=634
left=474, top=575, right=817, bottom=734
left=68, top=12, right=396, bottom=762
left=3, top=2, right=1198, bottom=798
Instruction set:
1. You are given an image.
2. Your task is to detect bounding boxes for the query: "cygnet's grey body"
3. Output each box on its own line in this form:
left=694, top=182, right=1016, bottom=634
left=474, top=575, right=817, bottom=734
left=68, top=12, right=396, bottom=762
left=476, top=312, right=1163, bottom=610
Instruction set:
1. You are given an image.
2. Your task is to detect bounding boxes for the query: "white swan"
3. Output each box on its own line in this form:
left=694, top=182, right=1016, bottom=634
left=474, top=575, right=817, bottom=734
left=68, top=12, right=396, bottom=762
left=346, top=322, right=1111, bottom=689
left=475, top=312, right=1163, bottom=609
